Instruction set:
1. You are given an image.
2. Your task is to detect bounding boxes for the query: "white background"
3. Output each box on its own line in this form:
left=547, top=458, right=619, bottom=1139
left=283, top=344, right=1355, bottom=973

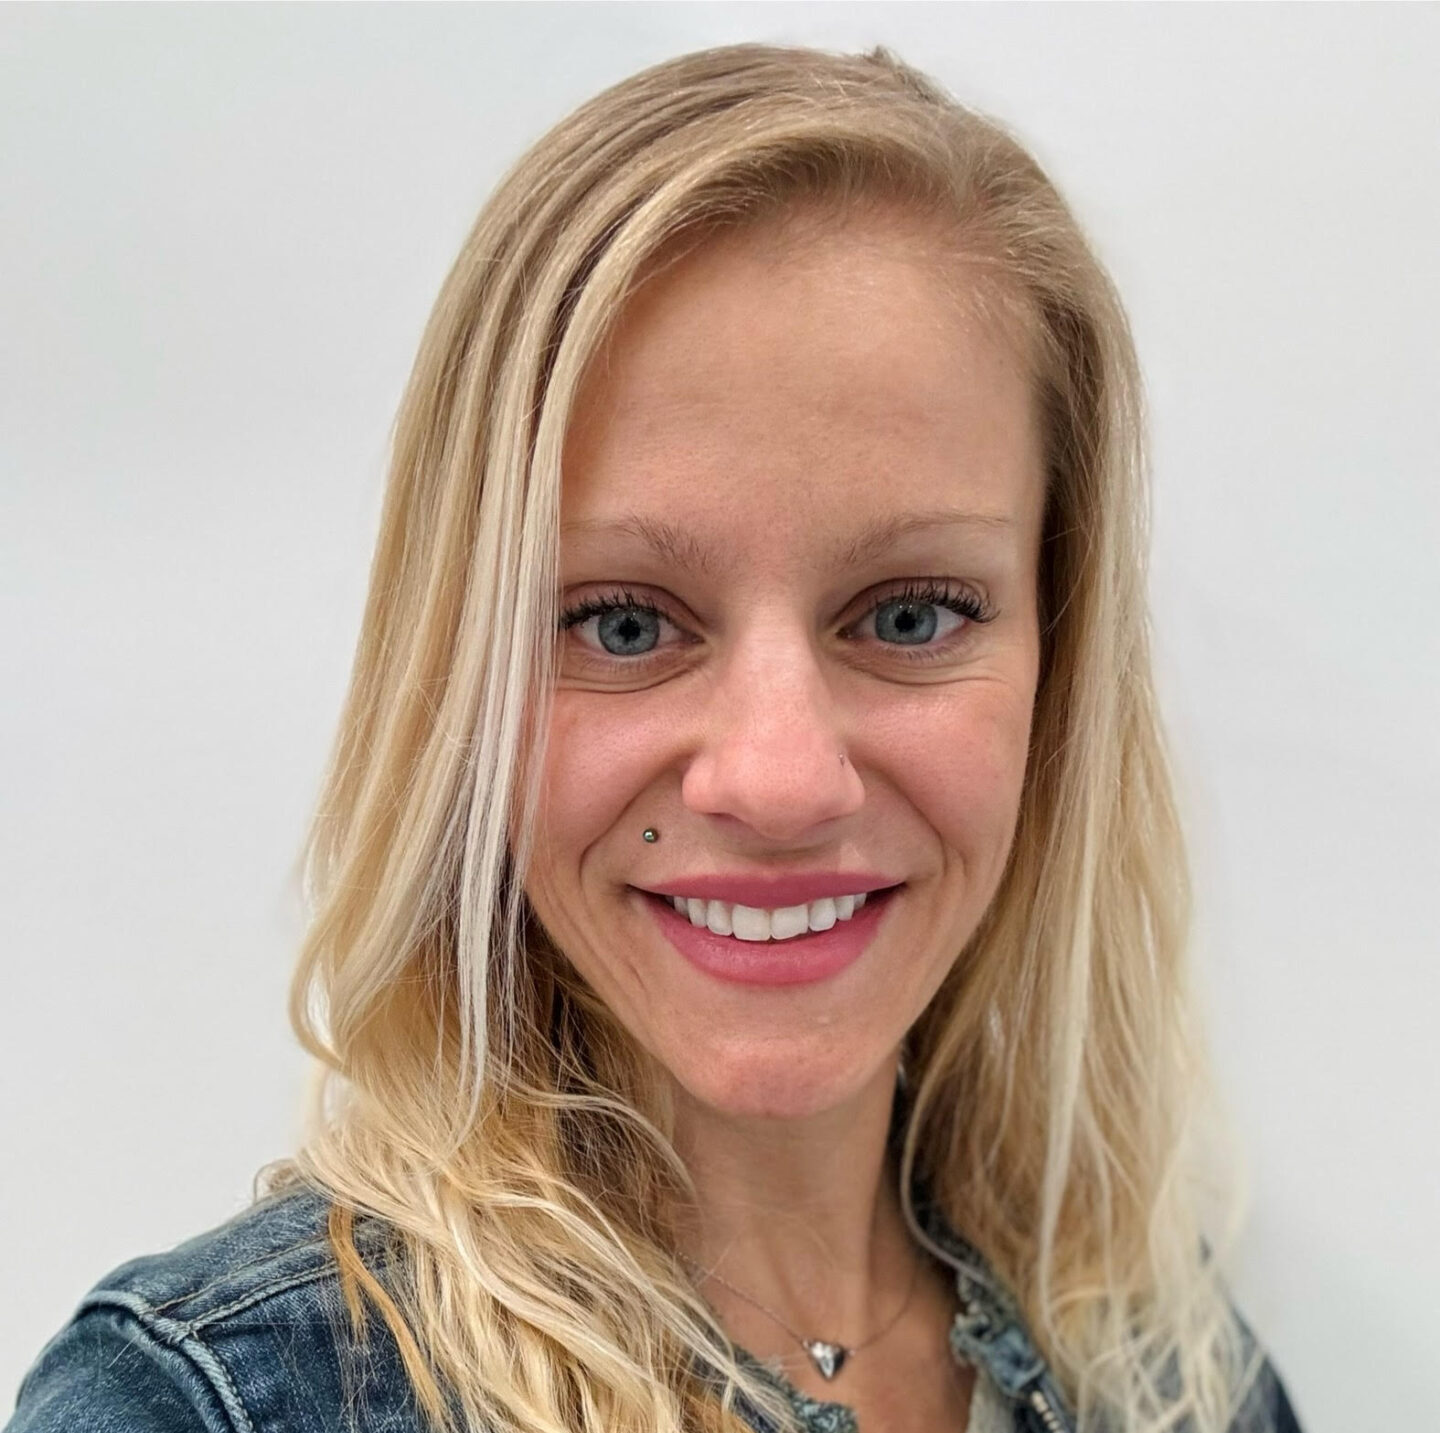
left=2, top=5, right=1436, bottom=1428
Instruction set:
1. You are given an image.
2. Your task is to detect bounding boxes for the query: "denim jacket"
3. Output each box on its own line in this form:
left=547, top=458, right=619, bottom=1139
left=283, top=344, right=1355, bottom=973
left=4, top=1183, right=1301, bottom=1433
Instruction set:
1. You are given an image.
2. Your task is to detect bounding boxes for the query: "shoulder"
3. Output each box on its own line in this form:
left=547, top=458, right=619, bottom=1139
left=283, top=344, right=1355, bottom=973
left=5, top=1186, right=419, bottom=1433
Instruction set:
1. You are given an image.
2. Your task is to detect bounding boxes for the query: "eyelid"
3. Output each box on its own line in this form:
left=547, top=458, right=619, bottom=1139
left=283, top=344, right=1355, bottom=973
left=559, top=584, right=670, bottom=621
left=843, top=578, right=992, bottom=625
left=559, top=580, right=989, bottom=623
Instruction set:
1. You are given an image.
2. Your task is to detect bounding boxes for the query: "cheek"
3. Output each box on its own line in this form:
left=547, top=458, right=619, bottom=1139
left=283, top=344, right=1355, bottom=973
left=875, top=679, right=1035, bottom=866
left=529, top=693, right=662, bottom=869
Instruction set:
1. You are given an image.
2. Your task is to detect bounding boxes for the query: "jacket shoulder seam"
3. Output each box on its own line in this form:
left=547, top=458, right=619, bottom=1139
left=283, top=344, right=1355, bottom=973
left=108, top=1242, right=399, bottom=1330
left=144, top=1217, right=395, bottom=1321
left=78, top=1291, right=255, bottom=1433
left=147, top=1233, right=326, bottom=1316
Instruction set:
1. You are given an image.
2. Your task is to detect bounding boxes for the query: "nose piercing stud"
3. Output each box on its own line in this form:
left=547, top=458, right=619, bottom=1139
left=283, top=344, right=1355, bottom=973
left=642, top=828, right=659, bottom=843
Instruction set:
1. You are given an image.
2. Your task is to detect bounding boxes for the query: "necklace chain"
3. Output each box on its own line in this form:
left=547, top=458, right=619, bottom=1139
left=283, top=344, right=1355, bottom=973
left=681, top=1247, right=923, bottom=1376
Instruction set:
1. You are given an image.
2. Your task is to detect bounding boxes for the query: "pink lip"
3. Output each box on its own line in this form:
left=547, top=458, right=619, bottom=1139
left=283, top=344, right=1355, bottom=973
left=639, top=886, right=899, bottom=987
left=638, top=872, right=902, bottom=908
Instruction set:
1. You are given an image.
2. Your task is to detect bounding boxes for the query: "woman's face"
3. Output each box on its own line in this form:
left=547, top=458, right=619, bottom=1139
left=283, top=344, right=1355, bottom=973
left=523, top=209, right=1046, bottom=1122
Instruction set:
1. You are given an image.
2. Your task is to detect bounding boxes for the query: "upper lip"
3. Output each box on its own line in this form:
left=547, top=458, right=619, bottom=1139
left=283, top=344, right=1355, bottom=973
left=636, top=872, right=903, bottom=909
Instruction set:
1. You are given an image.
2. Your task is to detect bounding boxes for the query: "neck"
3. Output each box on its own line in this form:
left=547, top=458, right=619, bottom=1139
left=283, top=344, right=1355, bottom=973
left=671, top=1055, right=914, bottom=1350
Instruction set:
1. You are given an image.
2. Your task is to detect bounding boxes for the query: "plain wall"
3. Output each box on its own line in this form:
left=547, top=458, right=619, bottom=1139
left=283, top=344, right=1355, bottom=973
left=3, top=5, right=1437, bottom=1429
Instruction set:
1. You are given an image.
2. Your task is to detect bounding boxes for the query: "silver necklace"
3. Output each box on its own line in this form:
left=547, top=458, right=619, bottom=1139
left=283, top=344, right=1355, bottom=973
left=682, top=1250, right=922, bottom=1381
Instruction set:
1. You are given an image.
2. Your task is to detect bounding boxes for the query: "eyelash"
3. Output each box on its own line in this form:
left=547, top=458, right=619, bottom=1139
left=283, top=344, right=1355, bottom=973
left=556, top=581, right=996, bottom=666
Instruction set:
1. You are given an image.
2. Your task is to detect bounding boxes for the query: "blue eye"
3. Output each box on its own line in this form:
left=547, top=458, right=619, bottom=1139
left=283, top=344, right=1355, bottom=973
left=593, top=605, right=661, bottom=656
left=558, top=590, right=673, bottom=658
left=858, top=582, right=993, bottom=650
left=873, top=597, right=940, bottom=645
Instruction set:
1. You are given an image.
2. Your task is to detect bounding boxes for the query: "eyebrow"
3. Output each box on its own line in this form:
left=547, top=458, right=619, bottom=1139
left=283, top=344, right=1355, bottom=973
left=560, top=509, right=1015, bottom=579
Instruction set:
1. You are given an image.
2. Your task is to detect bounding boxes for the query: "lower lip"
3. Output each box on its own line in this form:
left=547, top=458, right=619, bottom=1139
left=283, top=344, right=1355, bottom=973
left=636, top=887, right=902, bottom=987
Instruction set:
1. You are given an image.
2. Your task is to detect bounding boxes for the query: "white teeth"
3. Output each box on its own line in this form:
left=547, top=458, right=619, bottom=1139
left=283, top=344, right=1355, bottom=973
left=769, top=904, right=809, bottom=940
left=659, top=888, right=888, bottom=941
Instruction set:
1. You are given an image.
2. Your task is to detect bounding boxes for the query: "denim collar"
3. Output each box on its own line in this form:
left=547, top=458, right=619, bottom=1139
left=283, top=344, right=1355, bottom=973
left=908, top=1180, right=1073, bottom=1433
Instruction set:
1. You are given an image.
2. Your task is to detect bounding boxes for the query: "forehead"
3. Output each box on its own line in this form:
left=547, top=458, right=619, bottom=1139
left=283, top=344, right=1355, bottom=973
left=560, top=210, right=1043, bottom=567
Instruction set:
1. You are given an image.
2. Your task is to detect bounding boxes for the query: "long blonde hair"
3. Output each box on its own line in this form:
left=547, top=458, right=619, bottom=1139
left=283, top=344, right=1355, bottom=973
left=258, top=41, right=1259, bottom=1433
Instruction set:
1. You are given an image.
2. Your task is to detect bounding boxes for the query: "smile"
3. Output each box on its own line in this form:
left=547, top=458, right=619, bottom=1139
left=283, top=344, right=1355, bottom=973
left=635, top=884, right=903, bottom=986
left=658, top=891, right=871, bottom=941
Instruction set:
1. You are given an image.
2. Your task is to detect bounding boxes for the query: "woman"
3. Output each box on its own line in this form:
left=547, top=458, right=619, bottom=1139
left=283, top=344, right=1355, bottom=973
left=6, top=42, right=1301, bottom=1433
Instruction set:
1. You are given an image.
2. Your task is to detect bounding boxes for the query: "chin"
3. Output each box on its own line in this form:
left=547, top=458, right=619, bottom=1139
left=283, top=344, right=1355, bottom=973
left=666, top=1036, right=886, bottom=1122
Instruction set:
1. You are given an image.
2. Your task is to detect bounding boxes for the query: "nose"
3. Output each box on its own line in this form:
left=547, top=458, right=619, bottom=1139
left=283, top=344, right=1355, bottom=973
left=680, top=625, right=865, bottom=843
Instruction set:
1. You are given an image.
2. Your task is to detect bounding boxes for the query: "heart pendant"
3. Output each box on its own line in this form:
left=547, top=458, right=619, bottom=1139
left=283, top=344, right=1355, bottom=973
left=803, top=1340, right=848, bottom=1380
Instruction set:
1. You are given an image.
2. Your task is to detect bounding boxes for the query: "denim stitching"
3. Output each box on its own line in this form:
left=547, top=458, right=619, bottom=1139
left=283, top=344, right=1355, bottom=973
left=191, top=1250, right=400, bottom=1330
left=150, top=1221, right=392, bottom=1316
left=150, top=1236, right=324, bottom=1315
left=179, top=1326, right=260, bottom=1433
left=79, top=1290, right=258, bottom=1433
